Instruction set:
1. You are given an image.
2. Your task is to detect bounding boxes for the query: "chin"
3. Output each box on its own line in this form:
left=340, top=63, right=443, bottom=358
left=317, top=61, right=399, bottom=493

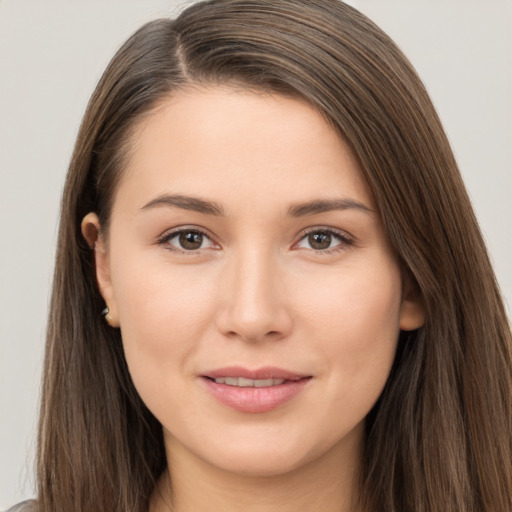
left=192, top=429, right=347, bottom=479
left=209, top=450, right=311, bottom=478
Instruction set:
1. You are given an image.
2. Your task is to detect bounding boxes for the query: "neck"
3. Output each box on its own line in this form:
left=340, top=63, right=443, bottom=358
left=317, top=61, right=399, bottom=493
left=150, top=428, right=364, bottom=512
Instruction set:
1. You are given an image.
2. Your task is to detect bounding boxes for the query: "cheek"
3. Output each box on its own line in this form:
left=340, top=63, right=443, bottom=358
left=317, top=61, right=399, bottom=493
left=300, top=258, right=402, bottom=402
left=305, top=253, right=402, bottom=339
left=110, top=256, right=216, bottom=392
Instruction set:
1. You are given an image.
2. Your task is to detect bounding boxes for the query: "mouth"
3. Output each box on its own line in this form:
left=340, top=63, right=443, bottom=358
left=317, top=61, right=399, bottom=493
left=201, top=367, right=312, bottom=413
left=204, top=376, right=302, bottom=387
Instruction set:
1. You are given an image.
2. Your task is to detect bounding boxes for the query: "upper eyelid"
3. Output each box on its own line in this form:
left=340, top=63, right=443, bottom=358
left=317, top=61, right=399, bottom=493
left=299, top=226, right=352, bottom=240
left=294, top=227, right=354, bottom=253
left=158, top=226, right=216, bottom=247
left=159, top=225, right=213, bottom=240
left=294, top=225, right=355, bottom=248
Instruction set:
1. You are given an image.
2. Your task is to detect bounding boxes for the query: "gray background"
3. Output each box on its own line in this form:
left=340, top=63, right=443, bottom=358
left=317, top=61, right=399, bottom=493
left=1, top=0, right=511, bottom=507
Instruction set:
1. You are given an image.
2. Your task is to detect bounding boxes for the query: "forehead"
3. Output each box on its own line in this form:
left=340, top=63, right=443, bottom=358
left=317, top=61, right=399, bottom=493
left=117, top=86, right=374, bottom=215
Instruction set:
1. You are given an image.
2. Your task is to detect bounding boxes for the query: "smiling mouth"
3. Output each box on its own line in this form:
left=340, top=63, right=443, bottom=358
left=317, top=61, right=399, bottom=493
left=203, top=366, right=312, bottom=388
left=202, top=374, right=312, bottom=413
left=205, top=377, right=297, bottom=387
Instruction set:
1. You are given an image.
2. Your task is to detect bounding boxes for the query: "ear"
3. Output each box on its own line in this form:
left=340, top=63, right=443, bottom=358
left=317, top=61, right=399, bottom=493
left=81, top=212, right=120, bottom=327
left=399, top=275, right=425, bottom=331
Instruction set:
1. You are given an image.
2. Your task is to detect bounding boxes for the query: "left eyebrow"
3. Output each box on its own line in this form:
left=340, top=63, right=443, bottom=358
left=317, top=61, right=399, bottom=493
left=287, top=198, right=373, bottom=217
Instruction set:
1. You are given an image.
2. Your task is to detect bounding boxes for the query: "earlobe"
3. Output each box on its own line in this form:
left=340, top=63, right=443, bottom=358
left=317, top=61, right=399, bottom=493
left=81, top=213, right=120, bottom=327
left=399, top=277, right=426, bottom=331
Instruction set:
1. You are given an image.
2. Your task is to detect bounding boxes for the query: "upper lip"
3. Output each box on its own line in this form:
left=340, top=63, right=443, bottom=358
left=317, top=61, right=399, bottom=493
left=203, top=366, right=310, bottom=381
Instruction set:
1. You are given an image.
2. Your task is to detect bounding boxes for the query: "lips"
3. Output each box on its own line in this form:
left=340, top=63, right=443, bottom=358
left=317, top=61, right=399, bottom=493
left=201, top=366, right=312, bottom=413
left=211, top=377, right=287, bottom=387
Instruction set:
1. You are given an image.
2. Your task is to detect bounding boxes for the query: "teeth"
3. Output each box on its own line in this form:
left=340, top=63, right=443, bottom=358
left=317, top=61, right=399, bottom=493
left=213, top=377, right=286, bottom=387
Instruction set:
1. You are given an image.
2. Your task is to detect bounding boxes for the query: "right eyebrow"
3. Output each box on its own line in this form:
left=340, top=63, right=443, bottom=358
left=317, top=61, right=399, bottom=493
left=141, top=194, right=225, bottom=216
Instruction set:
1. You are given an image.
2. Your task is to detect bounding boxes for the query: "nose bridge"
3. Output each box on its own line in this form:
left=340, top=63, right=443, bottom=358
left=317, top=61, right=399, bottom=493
left=216, top=243, right=292, bottom=342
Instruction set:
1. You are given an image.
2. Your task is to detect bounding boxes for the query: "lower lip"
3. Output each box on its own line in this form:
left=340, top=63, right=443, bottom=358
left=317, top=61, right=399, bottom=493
left=202, top=377, right=312, bottom=413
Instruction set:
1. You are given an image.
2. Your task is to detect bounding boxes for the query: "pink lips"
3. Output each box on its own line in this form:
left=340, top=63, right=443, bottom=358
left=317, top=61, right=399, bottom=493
left=201, top=366, right=312, bottom=413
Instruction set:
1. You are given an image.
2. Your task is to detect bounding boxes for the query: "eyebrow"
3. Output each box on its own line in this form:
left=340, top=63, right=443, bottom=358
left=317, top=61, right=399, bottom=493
left=141, top=194, right=373, bottom=217
left=141, top=194, right=225, bottom=216
left=287, top=198, right=373, bottom=217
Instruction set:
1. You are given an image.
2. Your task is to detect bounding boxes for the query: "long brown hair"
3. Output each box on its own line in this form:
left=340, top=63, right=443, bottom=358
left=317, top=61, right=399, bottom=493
left=37, top=1, right=512, bottom=511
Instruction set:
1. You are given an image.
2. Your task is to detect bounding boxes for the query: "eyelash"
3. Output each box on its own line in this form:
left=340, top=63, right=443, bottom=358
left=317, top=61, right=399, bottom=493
left=157, top=226, right=354, bottom=255
left=298, top=227, right=354, bottom=254
left=157, top=227, right=217, bottom=256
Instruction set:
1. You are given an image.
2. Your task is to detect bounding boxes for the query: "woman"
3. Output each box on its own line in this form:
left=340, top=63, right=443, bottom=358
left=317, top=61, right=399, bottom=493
left=10, top=0, right=512, bottom=511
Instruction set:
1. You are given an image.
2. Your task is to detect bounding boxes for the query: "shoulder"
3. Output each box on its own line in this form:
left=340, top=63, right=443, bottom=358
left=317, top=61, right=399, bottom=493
left=4, top=500, right=38, bottom=512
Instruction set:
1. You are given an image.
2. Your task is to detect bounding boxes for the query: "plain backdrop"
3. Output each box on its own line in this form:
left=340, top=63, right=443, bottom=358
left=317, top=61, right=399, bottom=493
left=1, top=0, right=511, bottom=507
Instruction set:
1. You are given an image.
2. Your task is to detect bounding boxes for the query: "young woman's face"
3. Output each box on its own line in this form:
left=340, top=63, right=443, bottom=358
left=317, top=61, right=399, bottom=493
left=88, top=87, right=424, bottom=478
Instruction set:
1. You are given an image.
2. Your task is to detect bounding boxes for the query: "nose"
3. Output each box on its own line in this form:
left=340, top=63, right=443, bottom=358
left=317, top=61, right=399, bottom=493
left=215, top=247, right=293, bottom=343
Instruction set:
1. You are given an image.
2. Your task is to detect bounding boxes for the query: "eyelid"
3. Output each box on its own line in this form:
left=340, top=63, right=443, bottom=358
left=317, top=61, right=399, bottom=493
left=294, top=226, right=354, bottom=253
left=157, top=226, right=218, bottom=254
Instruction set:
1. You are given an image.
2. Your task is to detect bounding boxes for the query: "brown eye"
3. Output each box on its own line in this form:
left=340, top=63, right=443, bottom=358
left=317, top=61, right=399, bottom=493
left=308, top=232, right=332, bottom=250
left=161, top=229, right=215, bottom=252
left=179, top=231, right=204, bottom=250
left=296, top=228, right=352, bottom=253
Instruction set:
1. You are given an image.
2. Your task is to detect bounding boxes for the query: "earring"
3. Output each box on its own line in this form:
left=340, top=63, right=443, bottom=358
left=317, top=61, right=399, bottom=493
left=102, top=306, right=113, bottom=324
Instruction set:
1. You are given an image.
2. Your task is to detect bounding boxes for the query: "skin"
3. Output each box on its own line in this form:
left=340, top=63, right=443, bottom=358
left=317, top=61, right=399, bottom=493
left=82, top=87, right=424, bottom=512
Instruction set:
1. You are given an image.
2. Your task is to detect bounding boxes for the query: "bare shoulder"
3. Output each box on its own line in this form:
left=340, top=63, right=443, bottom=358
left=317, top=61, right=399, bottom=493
left=4, top=500, right=38, bottom=512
